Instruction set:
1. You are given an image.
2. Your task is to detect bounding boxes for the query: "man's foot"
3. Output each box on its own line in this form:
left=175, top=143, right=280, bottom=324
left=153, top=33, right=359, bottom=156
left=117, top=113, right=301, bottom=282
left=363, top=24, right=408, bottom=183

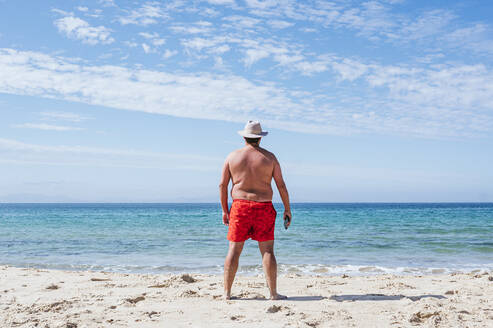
left=224, top=292, right=238, bottom=300
left=270, top=293, right=287, bottom=300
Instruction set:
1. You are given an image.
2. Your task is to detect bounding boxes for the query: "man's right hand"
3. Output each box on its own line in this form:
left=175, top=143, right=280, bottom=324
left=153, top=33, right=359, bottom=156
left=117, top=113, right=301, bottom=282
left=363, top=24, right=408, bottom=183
left=222, top=212, right=230, bottom=226
left=283, top=210, right=292, bottom=228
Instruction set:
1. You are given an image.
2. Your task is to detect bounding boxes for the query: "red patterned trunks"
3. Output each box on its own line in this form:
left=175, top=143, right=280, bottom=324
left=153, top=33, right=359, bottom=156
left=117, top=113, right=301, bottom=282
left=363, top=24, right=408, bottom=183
left=227, top=199, right=277, bottom=242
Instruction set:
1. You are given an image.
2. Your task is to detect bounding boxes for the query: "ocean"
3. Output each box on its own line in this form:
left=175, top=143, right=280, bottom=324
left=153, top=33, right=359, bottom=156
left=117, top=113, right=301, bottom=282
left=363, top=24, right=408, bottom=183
left=1, top=203, right=492, bottom=276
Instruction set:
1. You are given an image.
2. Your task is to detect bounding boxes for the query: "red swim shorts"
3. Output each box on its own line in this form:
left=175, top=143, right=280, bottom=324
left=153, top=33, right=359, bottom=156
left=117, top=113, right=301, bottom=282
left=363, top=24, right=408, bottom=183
left=227, top=199, right=277, bottom=242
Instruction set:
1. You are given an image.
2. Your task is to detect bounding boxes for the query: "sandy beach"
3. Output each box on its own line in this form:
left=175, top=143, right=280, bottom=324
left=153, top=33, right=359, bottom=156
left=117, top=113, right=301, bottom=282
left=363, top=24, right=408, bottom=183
left=1, top=266, right=492, bottom=327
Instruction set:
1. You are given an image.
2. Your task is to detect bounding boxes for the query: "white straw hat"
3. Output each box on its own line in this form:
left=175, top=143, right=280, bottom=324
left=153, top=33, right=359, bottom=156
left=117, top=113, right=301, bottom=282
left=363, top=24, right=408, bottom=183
left=237, top=120, right=268, bottom=138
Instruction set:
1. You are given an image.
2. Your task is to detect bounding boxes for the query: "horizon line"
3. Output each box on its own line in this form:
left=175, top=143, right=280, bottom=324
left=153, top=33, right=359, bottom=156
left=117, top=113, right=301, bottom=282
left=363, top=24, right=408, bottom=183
left=1, top=201, right=492, bottom=205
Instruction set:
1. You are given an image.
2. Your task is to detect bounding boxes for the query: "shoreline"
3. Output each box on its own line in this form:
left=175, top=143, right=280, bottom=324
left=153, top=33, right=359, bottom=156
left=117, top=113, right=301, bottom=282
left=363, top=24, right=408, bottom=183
left=2, top=262, right=493, bottom=277
left=1, top=265, right=492, bottom=327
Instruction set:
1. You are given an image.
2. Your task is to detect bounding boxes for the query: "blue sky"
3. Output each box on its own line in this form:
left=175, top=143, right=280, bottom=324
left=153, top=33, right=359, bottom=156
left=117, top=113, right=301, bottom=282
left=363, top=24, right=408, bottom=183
left=1, top=0, right=492, bottom=202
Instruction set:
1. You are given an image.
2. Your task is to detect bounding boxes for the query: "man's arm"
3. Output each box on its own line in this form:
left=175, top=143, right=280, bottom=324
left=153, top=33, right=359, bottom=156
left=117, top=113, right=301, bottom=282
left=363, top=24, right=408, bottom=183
left=272, top=157, right=291, bottom=226
left=219, top=157, right=231, bottom=225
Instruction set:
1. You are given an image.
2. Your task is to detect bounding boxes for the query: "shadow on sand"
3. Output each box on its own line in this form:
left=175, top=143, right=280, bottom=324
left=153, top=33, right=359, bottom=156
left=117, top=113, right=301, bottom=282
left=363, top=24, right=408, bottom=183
left=329, top=294, right=446, bottom=302
left=235, top=295, right=326, bottom=301
left=283, top=296, right=326, bottom=301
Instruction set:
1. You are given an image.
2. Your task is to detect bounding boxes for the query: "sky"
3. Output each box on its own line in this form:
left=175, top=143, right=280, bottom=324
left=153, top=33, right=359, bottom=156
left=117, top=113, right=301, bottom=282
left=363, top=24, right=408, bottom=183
left=0, top=0, right=492, bottom=202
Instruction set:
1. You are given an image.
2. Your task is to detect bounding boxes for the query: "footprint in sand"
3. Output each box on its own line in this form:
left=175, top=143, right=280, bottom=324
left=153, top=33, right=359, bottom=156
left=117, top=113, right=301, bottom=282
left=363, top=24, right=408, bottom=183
left=266, top=305, right=286, bottom=313
left=125, top=296, right=145, bottom=304
left=90, top=278, right=111, bottom=282
left=180, top=289, right=199, bottom=297
left=181, top=274, right=197, bottom=283
left=45, top=284, right=59, bottom=290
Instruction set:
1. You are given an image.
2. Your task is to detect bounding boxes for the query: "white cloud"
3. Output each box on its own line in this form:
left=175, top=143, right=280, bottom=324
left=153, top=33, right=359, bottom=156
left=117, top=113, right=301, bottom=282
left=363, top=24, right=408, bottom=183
left=1, top=48, right=493, bottom=138
left=205, top=0, right=235, bottom=5
left=0, top=48, right=304, bottom=132
left=182, top=36, right=227, bottom=52
left=239, top=1, right=465, bottom=47
left=0, top=138, right=217, bottom=160
left=335, top=1, right=395, bottom=39
left=210, top=45, right=230, bottom=54
left=396, top=9, right=455, bottom=41
left=12, top=123, right=83, bottom=131
left=142, top=43, right=151, bottom=53
left=118, top=2, right=167, bottom=26
left=163, top=49, right=178, bottom=59
left=293, top=60, right=329, bottom=75
left=139, top=32, right=166, bottom=47
left=267, top=20, right=293, bottom=29
left=164, top=20, right=215, bottom=36
left=123, top=41, right=138, bottom=48
left=223, top=15, right=261, bottom=29
left=244, top=48, right=270, bottom=66
left=444, top=23, right=493, bottom=55
left=196, top=21, right=213, bottom=27
left=366, top=63, right=493, bottom=111
left=152, top=38, right=166, bottom=46
left=139, top=32, right=157, bottom=39
left=160, top=0, right=489, bottom=61
left=41, top=112, right=90, bottom=122
left=170, top=24, right=213, bottom=34
left=446, top=24, right=487, bottom=43
left=54, top=15, right=114, bottom=45
left=51, top=8, right=70, bottom=16
left=182, top=35, right=300, bottom=67
left=8, top=1, right=491, bottom=142
left=200, top=7, right=220, bottom=17
left=415, top=53, right=445, bottom=64
left=213, top=56, right=226, bottom=70
left=77, top=6, right=89, bottom=12
left=183, top=35, right=301, bottom=68
left=245, top=0, right=278, bottom=10
left=176, top=2, right=493, bottom=76
left=0, top=138, right=220, bottom=171
left=273, top=53, right=303, bottom=66
left=300, top=27, right=317, bottom=33
left=239, top=1, right=392, bottom=39
left=99, top=0, right=116, bottom=7
left=331, top=58, right=369, bottom=81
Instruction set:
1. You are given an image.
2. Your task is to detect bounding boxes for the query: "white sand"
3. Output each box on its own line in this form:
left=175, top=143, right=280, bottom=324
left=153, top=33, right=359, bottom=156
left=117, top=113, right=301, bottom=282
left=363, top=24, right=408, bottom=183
left=1, top=265, right=493, bottom=327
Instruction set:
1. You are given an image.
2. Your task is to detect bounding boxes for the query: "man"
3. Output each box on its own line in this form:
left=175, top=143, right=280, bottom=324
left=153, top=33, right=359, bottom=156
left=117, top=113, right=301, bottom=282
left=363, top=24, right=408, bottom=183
left=219, top=120, right=292, bottom=300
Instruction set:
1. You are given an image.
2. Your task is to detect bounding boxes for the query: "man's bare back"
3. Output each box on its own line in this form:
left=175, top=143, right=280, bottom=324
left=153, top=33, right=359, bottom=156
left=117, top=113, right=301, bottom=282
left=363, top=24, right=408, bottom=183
left=227, top=145, right=276, bottom=202
left=220, top=140, right=291, bottom=227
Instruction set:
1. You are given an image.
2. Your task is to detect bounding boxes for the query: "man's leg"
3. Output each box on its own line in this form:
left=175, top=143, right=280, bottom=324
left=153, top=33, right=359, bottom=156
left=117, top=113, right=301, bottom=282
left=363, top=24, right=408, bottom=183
left=258, top=240, right=287, bottom=300
left=224, top=241, right=244, bottom=299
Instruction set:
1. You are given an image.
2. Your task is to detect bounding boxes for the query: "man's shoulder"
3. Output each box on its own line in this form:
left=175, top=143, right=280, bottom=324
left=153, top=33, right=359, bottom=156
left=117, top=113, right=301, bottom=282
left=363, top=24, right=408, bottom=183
left=259, top=147, right=277, bottom=161
left=226, top=147, right=276, bottom=160
left=261, top=147, right=274, bottom=155
left=225, top=148, right=243, bottom=160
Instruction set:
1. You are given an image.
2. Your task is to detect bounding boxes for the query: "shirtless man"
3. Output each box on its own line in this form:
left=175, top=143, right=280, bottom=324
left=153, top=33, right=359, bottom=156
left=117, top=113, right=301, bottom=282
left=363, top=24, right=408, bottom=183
left=219, top=120, right=292, bottom=300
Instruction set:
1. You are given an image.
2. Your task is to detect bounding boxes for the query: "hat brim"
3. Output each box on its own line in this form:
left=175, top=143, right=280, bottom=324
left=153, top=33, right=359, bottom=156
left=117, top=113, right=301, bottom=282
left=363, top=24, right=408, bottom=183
left=237, top=131, right=268, bottom=138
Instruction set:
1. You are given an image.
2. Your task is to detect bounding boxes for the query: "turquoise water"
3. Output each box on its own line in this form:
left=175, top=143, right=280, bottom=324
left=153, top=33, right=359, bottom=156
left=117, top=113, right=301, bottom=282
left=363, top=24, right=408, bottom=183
left=1, top=203, right=492, bottom=275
